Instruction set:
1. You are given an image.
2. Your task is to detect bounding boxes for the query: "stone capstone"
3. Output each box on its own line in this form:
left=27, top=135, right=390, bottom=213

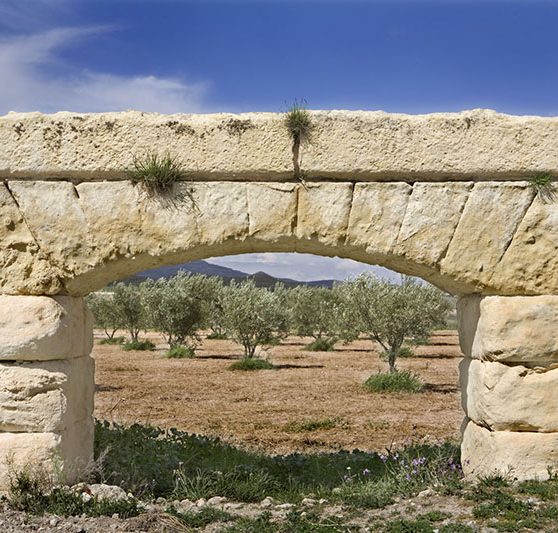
left=2, top=109, right=558, bottom=181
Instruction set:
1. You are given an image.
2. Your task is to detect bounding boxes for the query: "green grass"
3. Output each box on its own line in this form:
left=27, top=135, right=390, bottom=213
left=122, top=339, right=156, bottom=351
left=284, top=101, right=313, bottom=145
left=305, top=338, right=336, bottom=352
left=223, top=510, right=357, bottom=532
left=166, top=345, right=195, bottom=358
left=229, top=358, right=275, bottom=371
left=363, top=370, right=424, bottom=393
left=129, top=151, right=184, bottom=194
left=396, top=346, right=415, bottom=358
left=94, top=421, right=462, bottom=505
left=166, top=506, right=236, bottom=528
left=529, top=174, right=557, bottom=203
left=9, top=470, right=139, bottom=518
left=99, top=336, right=125, bottom=345
left=284, top=417, right=345, bottom=433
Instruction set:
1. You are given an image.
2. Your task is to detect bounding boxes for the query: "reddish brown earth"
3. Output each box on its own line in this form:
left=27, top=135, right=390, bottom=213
left=93, top=331, right=463, bottom=454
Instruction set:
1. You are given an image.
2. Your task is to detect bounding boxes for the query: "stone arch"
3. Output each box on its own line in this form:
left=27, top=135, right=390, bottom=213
left=1, top=109, right=558, bottom=490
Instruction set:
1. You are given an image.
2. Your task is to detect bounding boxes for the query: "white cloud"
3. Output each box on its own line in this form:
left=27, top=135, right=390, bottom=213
left=208, top=253, right=400, bottom=282
left=0, top=26, right=207, bottom=114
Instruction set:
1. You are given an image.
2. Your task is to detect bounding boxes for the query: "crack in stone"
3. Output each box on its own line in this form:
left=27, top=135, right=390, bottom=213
left=489, top=188, right=537, bottom=280
left=437, top=182, right=475, bottom=266
left=4, top=181, right=42, bottom=256
left=342, top=182, right=356, bottom=247
left=293, top=185, right=301, bottom=252
left=394, top=182, right=414, bottom=247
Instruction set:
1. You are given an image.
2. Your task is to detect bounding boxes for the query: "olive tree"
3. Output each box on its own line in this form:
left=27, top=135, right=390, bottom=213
left=287, top=286, right=341, bottom=348
left=142, top=272, right=205, bottom=349
left=220, top=280, right=289, bottom=358
left=112, top=282, right=146, bottom=342
left=85, top=292, right=121, bottom=340
left=197, top=275, right=227, bottom=338
left=339, top=274, right=451, bottom=373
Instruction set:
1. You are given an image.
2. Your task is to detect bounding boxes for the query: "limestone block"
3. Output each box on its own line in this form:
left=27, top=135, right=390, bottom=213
left=456, top=295, right=480, bottom=359
left=346, top=182, right=411, bottom=259
left=247, top=182, right=298, bottom=249
left=0, top=356, right=94, bottom=432
left=191, top=182, right=249, bottom=247
left=440, top=182, right=534, bottom=290
left=0, top=296, right=92, bottom=360
left=8, top=181, right=88, bottom=275
left=395, top=182, right=471, bottom=266
left=462, top=419, right=558, bottom=481
left=0, top=183, right=62, bottom=295
left=491, top=195, right=558, bottom=296
left=3, top=109, right=558, bottom=181
left=458, top=294, right=558, bottom=363
left=296, top=182, right=353, bottom=249
left=460, top=358, right=558, bottom=432
left=0, top=417, right=94, bottom=492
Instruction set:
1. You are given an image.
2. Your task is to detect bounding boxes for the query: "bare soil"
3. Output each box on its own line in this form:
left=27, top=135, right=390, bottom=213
left=93, top=331, right=463, bottom=455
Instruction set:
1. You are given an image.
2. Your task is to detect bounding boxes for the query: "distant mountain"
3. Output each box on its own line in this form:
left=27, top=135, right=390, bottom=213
left=125, top=260, right=336, bottom=288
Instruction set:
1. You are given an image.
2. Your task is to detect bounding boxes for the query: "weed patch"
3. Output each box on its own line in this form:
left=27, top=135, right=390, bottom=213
left=305, top=338, right=336, bottom=352
left=229, top=358, right=275, bottom=371
left=363, top=370, right=424, bottom=393
left=122, top=339, right=156, bottom=351
left=284, top=417, right=346, bottom=433
left=9, top=470, right=139, bottom=518
left=99, top=336, right=125, bottom=345
left=166, top=345, right=195, bottom=359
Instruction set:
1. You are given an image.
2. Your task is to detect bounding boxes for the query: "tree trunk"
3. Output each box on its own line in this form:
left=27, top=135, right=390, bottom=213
left=388, top=349, right=398, bottom=373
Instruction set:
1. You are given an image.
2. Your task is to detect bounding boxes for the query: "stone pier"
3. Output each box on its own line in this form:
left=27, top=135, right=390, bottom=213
left=0, top=296, right=94, bottom=491
left=459, top=296, right=558, bottom=480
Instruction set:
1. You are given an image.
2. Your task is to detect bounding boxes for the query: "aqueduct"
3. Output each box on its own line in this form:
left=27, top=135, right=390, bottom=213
left=0, top=109, right=557, bottom=490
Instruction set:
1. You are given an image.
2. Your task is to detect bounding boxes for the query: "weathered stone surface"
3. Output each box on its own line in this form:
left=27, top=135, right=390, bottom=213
left=458, top=295, right=558, bottom=363
left=0, top=356, right=94, bottom=432
left=460, top=359, right=558, bottom=432
left=2, top=110, right=558, bottom=181
left=9, top=181, right=88, bottom=276
left=0, top=296, right=92, bottom=360
left=491, top=194, right=558, bottom=295
left=440, top=182, right=534, bottom=291
left=296, top=182, right=353, bottom=250
left=462, top=420, right=558, bottom=481
left=346, top=182, right=411, bottom=259
left=395, top=182, right=471, bottom=266
left=247, top=183, right=297, bottom=249
left=0, top=183, right=62, bottom=295
left=0, top=417, right=94, bottom=492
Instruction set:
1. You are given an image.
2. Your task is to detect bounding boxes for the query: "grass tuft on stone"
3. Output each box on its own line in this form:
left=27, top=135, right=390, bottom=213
left=529, top=174, right=557, bottom=203
left=129, top=152, right=184, bottom=194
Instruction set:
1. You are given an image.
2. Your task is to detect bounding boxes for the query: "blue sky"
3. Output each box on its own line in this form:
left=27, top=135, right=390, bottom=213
left=1, top=0, right=556, bottom=280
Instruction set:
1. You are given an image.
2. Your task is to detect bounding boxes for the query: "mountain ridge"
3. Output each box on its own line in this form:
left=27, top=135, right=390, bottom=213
left=126, top=260, right=337, bottom=288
